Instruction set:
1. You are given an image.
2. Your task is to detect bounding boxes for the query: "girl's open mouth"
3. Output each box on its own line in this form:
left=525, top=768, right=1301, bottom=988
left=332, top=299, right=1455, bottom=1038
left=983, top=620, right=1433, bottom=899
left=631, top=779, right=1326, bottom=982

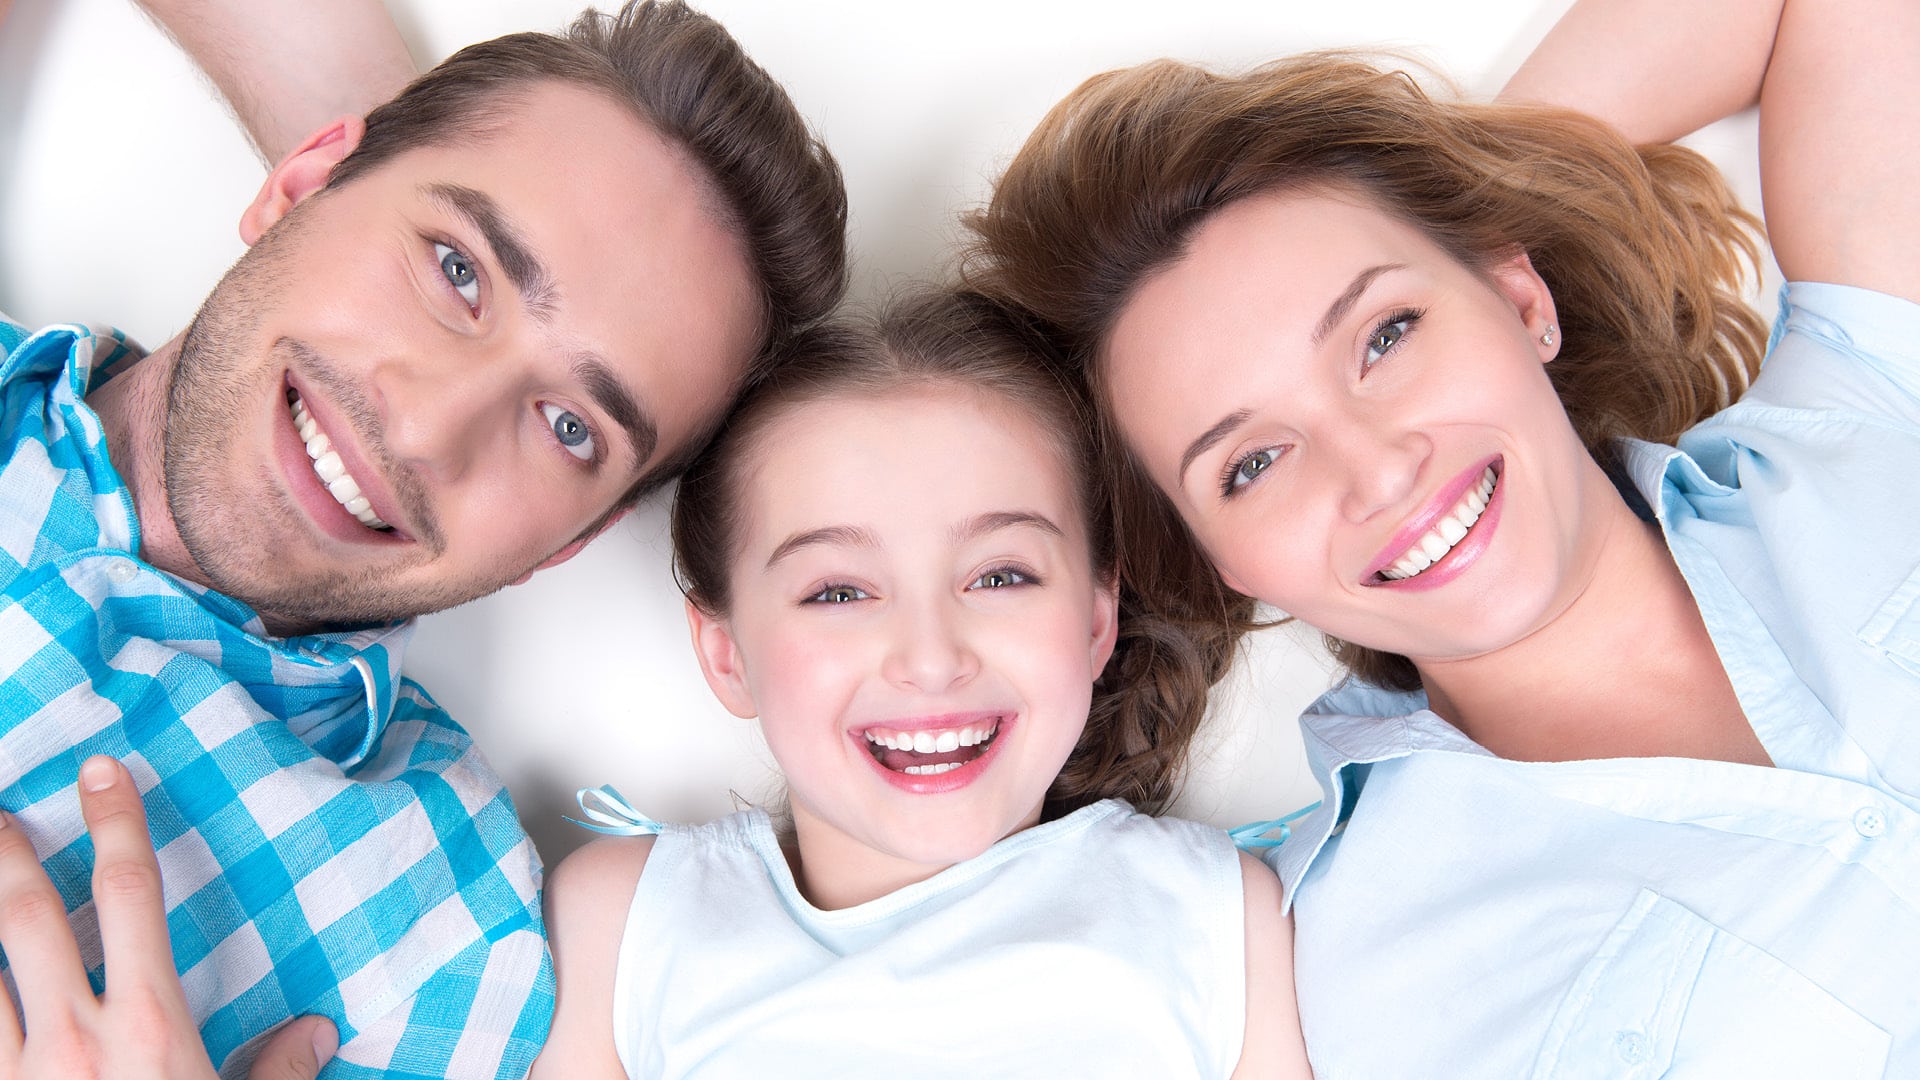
left=863, top=718, right=1002, bottom=775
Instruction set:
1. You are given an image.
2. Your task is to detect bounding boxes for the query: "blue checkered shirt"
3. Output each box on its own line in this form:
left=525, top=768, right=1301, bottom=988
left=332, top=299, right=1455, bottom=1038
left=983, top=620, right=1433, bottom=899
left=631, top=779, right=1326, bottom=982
left=0, top=315, right=555, bottom=1077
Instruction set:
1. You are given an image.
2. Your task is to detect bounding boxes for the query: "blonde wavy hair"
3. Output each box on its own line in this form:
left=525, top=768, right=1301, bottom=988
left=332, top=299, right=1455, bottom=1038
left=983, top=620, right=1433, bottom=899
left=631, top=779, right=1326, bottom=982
left=965, top=53, right=1768, bottom=692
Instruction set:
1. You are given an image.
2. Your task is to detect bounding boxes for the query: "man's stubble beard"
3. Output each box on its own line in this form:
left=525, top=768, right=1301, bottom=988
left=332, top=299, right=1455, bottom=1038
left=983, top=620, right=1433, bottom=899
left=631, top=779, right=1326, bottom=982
left=163, top=207, right=520, bottom=633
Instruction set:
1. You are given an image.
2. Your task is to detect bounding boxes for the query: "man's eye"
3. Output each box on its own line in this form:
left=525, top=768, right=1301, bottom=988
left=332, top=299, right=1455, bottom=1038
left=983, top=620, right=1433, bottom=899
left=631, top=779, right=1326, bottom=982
left=541, top=403, right=595, bottom=461
left=433, top=242, right=481, bottom=309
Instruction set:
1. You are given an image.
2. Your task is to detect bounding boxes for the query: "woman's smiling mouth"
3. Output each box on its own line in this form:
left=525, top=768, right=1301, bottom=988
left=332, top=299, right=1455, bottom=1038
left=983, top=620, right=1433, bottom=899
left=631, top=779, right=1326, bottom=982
left=1377, top=466, right=1496, bottom=581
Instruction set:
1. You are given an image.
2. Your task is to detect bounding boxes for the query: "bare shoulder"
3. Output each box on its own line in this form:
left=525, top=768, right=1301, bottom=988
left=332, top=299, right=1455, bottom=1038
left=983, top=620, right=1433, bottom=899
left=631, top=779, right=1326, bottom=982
left=529, top=836, right=657, bottom=1080
left=1232, top=851, right=1314, bottom=1080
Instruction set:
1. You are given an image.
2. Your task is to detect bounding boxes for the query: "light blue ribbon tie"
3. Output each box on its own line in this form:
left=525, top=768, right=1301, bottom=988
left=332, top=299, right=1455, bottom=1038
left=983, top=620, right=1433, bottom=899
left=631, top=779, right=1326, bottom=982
left=567, top=785, right=665, bottom=836
left=1228, top=801, right=1321, bottom=851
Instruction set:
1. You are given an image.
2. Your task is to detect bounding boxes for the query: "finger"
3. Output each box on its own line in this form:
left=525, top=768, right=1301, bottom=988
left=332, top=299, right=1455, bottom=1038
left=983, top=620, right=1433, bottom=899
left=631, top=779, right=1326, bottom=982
left=247, top=1016, right=338, bottom=1080
left=0, top=806, right=93, bottom=1033
left=77, top=757, right=182, bottom=996
left=0, top=968, right=22, bottom=1068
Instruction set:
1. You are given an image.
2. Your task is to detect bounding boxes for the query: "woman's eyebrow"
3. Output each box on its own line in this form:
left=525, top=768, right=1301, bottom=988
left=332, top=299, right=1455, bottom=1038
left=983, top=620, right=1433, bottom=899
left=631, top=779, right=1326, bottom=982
left=1312, top=263, right=1406, bottom=346
left=1180, top=409, right=1253, bottom=486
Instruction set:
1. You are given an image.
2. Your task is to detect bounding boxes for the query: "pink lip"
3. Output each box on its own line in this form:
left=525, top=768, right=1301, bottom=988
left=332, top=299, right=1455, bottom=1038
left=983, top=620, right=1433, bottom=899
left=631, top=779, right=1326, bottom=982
left=277, top=374, right=411, bottom=546
left=851, top=711, right=1013, bottom=795
left=1362, top=455, right=1503, bottom=591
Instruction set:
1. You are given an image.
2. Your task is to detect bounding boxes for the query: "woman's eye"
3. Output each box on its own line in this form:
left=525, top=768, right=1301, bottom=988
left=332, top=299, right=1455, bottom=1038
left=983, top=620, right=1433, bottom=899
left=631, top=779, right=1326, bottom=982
left=1364, top=310, right=1422, bottom=369
left=434, top=242, right=481, bottom=309
left=1225, top=448, right=1278, bottom=494
left=541, top=403, right=595, bottom=461
left=970, top=568, right=1030, bottom=590
left=807, top=584, right=869, bottom=604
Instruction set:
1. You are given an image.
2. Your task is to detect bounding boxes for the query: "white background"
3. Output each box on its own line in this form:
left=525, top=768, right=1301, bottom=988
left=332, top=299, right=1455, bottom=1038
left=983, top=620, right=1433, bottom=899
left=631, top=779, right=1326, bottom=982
left=1, top=0, right=1767, bottom=863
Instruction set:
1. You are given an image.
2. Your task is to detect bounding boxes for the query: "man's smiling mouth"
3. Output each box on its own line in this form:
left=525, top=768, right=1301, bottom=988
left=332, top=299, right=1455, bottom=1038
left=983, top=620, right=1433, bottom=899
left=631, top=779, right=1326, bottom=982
left=863, top=718, right=1002, bottom=776
left=288, top=388, right=392, bottom=532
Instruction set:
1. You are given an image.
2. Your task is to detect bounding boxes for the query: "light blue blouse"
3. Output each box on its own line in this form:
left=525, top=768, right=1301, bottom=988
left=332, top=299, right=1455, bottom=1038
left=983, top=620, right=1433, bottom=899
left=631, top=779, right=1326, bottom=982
left=1269, top=283, right=1920, bottom=1077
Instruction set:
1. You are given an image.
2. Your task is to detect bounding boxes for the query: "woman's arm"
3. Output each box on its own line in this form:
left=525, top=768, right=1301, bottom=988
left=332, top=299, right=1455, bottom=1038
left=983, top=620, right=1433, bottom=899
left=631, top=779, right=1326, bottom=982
left=529, top=836, right=655, bottom=1080
left=1231, top=851, right=1314, bottom=1079
left=1505, top=0, right=1920, bottom=305
left=1500, top=0, right=1785, bottom=145
left=133, top=0, right=416, bottom=165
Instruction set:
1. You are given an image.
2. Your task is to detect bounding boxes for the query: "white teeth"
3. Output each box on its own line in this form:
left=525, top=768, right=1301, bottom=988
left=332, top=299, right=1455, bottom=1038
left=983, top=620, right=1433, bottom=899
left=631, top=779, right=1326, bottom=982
left=864, top=719, right=1001, bottom=758
left=289, top=393, right=391, bottom=531
left=1381, top=467, right=1497, bottom=581
left=903, top=762, right=963, bottom=776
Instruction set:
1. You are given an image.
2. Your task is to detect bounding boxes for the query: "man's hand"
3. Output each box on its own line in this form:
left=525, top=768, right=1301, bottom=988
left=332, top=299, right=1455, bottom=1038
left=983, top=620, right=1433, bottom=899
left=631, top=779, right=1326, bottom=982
left=0, top=756, right=336, bottom=1079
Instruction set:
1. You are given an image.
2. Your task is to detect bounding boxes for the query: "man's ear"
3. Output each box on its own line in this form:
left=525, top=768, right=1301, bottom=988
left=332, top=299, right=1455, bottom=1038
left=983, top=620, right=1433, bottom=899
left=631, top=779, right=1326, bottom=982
left=509, top=511, right=629, bottom=587
left=239, top=115, right=366, bottom=245
left=686, top=599, right=758, bottom=719
left=1488, top=248, right=1561, bottom=364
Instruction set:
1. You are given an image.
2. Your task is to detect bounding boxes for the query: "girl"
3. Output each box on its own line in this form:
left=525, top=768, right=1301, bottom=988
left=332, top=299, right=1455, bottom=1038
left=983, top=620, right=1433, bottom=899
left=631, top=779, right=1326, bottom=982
left=533, top=291, right=1306, bottom=1077
left=967, top=0, right=1920, bottom=1073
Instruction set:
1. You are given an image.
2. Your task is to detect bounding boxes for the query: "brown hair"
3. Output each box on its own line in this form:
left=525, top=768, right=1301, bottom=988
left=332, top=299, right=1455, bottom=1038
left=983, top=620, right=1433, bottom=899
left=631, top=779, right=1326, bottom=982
left=672, top=288, right=1217, bottom=817
left=329, top=0, right=848, bottom=499
left=966, top=53, right=1767, bottom=692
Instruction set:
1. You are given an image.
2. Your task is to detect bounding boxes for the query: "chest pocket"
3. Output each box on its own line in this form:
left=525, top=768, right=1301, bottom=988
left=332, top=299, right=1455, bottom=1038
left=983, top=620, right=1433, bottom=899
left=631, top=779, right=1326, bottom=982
left=1859, top=562, right=1920, bottom=679
left=1529, top=890, right=1888, bottom=1079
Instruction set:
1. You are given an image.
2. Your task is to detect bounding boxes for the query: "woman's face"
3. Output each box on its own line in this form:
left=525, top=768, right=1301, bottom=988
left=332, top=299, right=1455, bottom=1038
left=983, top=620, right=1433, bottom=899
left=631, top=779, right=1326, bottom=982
left=1105, top=187, right=1620, bottom=665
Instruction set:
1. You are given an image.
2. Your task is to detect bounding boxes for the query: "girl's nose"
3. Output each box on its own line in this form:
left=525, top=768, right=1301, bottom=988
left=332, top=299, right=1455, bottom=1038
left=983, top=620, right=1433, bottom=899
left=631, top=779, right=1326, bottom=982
left=880, top=601, right=981, bottom=694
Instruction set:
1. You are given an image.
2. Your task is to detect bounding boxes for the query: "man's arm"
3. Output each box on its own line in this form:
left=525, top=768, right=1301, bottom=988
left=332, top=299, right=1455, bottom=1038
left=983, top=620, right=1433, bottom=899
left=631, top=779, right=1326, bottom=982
left=133, top=0, right=416, bottom=165
left=0, top=757, right=334, bottom=1079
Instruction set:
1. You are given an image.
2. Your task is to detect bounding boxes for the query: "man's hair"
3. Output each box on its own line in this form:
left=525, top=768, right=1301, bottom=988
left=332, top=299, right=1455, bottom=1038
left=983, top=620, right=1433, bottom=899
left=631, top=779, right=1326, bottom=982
left=328, top=0, right=849, bottom=497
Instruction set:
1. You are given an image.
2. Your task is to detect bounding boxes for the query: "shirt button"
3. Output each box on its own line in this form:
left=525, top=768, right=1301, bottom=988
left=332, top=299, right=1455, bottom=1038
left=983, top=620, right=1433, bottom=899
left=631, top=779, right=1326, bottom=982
left=1613, top=1030, right=1650, bottom=1065
left=1853, top=806, right=1888, bottom=839
left=105, top=559, right=138, bottom=585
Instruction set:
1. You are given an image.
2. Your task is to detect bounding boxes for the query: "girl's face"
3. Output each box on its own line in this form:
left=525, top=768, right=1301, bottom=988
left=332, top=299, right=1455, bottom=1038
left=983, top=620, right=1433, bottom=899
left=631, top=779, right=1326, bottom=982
left=1105, top=188, right=1622, bottom=665
left=689, top=385, right=1118, bottom=904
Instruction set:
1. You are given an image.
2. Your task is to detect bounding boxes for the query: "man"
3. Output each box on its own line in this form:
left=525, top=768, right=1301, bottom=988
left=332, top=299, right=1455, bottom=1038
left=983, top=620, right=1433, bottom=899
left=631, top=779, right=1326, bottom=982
left=0, top=1, right=847, bottom=1074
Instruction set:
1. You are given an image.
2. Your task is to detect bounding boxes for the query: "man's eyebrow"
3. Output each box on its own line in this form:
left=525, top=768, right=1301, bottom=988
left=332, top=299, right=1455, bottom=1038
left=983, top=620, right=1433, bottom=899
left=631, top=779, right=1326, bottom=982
left=765, top=525, right=878, bottom=569
left=1178, top=408, right=1253, bottom=487
left=1311, top=263, right=1406, bottom=347
left=573, top=352, right=657, bottom=473
left=424, top=183, right=557, bottom=319
left=952, top=510, right=1064, bottom=544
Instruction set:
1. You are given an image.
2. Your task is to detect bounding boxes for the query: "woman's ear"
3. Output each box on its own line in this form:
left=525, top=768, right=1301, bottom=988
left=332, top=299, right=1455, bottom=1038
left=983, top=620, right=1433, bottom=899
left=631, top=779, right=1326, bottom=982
left=239, top=115, right=367, bottom=245
left=1488, top=248, right=1561, bottom=364
left=686, top=598, right=758, bottom=719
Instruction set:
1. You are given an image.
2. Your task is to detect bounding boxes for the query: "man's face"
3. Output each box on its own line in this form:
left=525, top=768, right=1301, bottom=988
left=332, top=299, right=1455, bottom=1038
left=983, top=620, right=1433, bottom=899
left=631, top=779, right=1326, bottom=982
left=165, top=81, right=761, bottom=633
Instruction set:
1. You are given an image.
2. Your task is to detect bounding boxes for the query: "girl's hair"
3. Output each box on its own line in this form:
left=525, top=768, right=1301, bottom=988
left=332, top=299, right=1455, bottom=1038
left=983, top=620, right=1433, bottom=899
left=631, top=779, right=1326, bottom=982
left=963, top=53, right=1768, bottom=692
left=671, top=288, right=1215, bottom=816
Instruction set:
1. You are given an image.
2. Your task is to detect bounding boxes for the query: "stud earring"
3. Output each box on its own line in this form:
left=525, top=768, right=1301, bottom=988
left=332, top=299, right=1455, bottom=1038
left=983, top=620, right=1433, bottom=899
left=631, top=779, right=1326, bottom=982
left=1541, top=324, right=1557, bottom=347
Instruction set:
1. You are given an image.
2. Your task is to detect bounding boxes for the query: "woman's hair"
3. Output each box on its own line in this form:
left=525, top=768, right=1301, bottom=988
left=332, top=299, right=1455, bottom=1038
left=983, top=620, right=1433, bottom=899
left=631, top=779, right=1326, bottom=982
left=964, top=53, right=1768, bottom=691
left=671, top=288, right=1216, bottom=816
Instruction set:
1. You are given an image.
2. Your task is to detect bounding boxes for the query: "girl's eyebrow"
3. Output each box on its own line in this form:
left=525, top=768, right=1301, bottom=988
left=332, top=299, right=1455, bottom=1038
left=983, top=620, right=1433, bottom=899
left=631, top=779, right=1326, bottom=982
left=952, top=510, right=1064, bottom=543
left=764, top=524, right=877, bottom=568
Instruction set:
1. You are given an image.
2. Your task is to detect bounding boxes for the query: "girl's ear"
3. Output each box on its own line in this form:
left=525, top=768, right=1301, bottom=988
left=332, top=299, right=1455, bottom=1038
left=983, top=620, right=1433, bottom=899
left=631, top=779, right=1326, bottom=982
left=239, top=115, right=367, bottom=245
left=686, top=598, right=758, bottom=719
left=1488, top=248, right=1561, bottom=364
left=1089, top=574, right=1121, bottom=676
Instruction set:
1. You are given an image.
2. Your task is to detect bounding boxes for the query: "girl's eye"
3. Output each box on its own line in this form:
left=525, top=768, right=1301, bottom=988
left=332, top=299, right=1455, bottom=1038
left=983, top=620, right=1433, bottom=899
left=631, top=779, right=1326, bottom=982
left=541, top=403, right=595, bottom=462
left=970, top=568, right=1031, bottom=590
left=433, top=242, right=481, bottom=310
left=806, top=584, right=869, bottom=604
left=1364, top=309, right=1423, bottom=369
left=1222, top=447, right=1279, bottom=496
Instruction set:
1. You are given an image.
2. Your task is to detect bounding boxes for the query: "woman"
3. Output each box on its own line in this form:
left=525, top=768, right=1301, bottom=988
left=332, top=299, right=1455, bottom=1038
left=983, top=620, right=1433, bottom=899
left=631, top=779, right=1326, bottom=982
left=970, top=0, right=1920, bottom=1072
